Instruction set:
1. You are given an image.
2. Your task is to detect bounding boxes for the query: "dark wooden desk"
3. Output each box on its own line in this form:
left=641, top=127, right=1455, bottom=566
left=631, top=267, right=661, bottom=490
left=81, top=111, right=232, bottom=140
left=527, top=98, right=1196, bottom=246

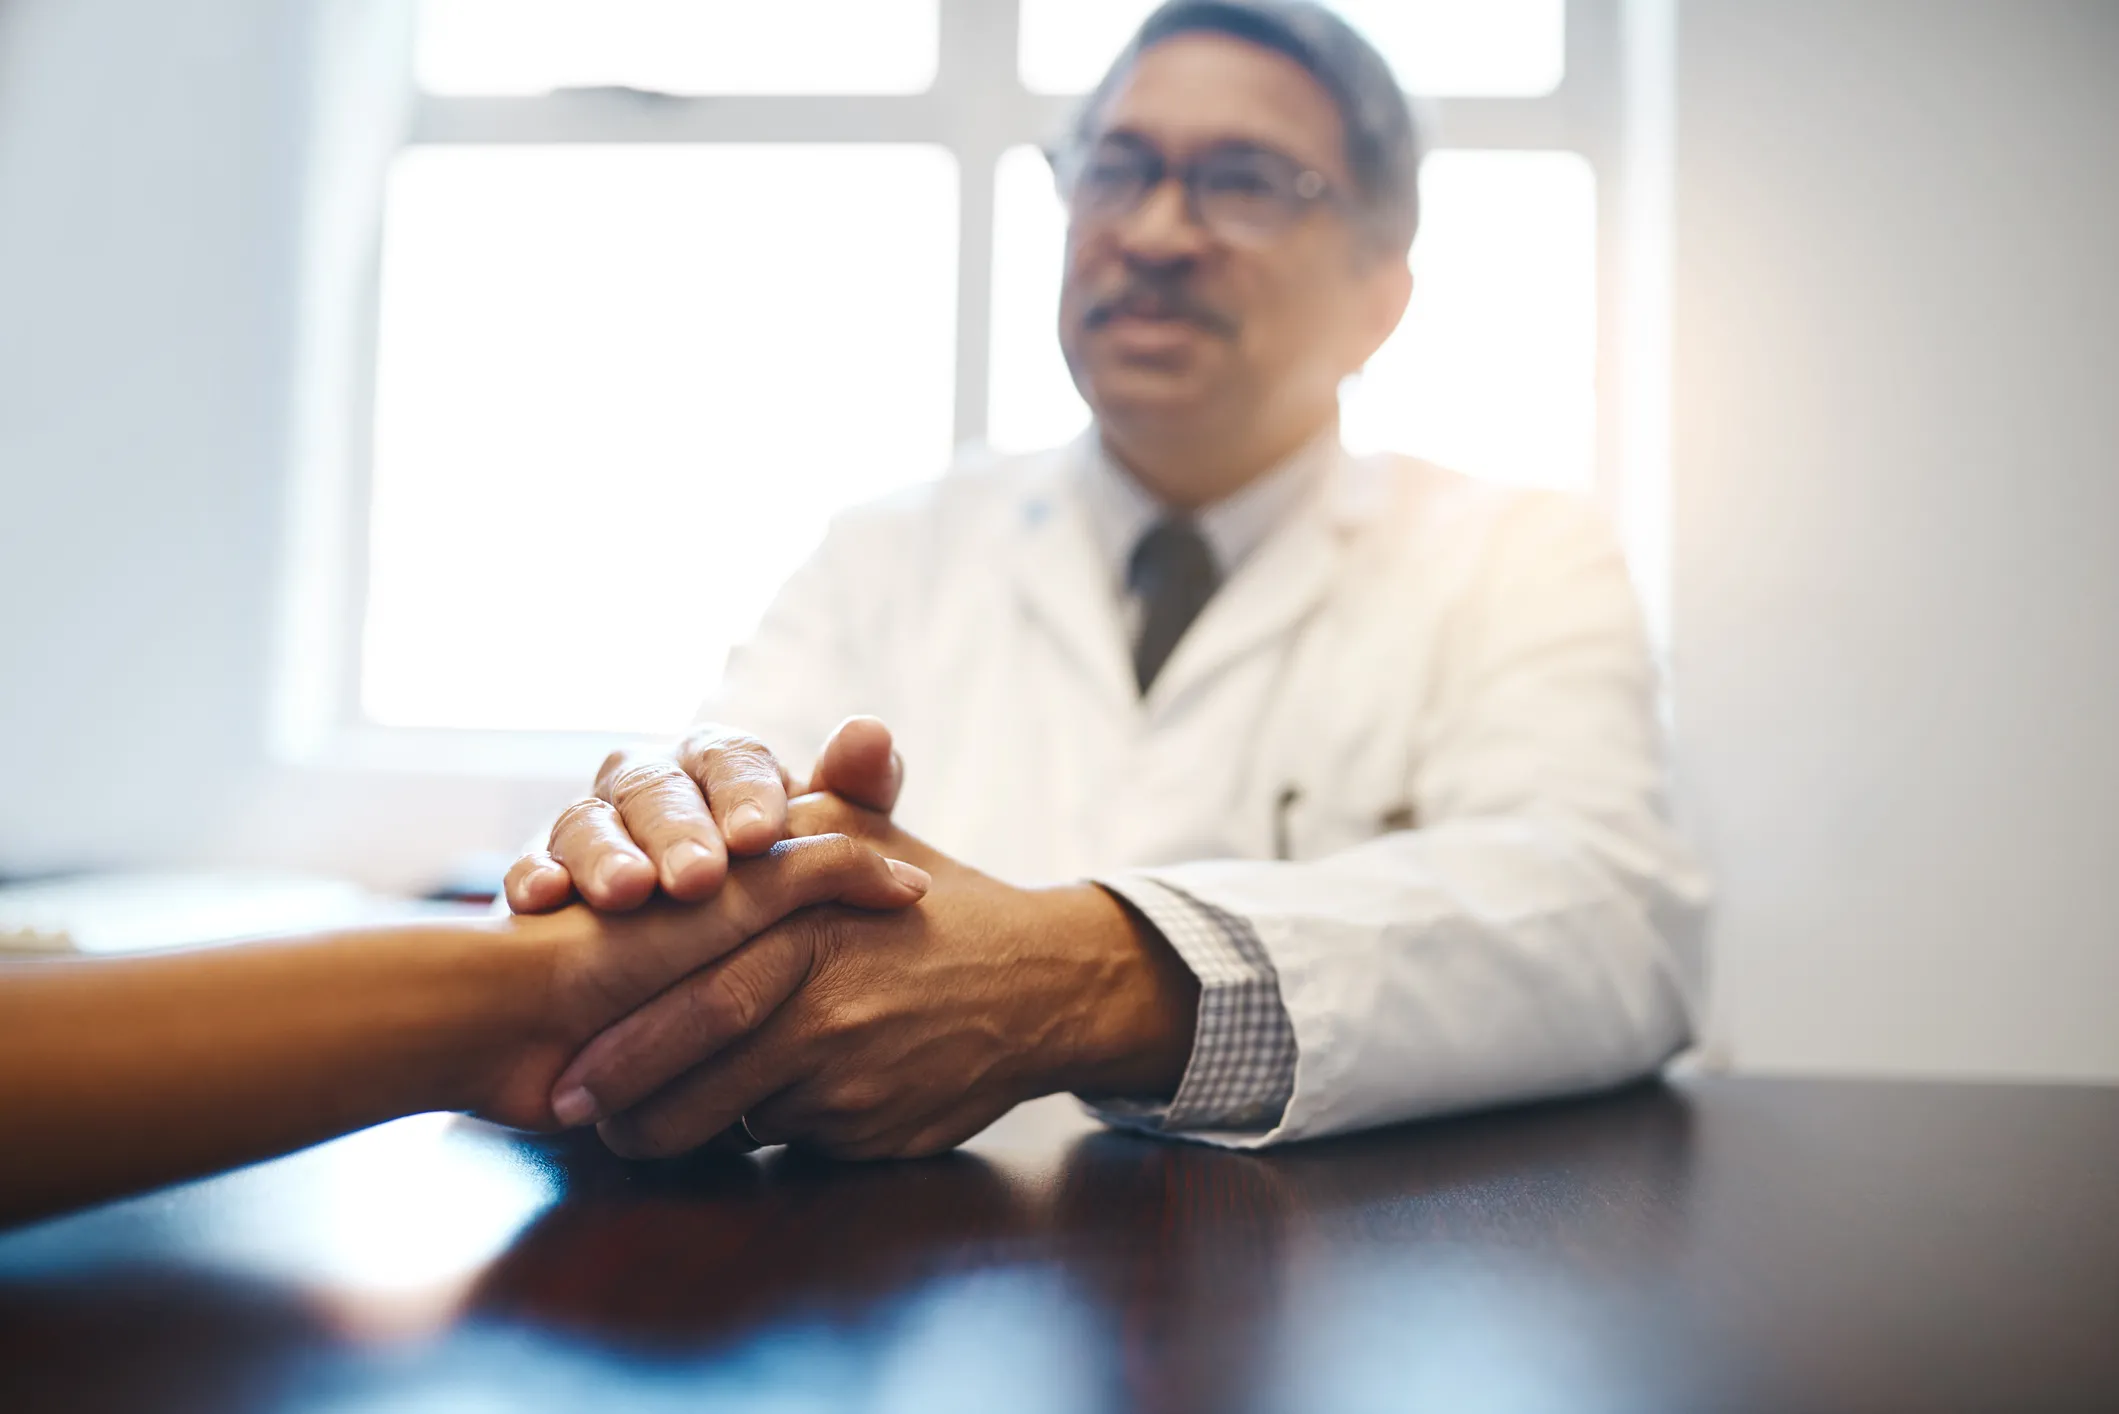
left=2, top=1077, right=2114, bottom=1413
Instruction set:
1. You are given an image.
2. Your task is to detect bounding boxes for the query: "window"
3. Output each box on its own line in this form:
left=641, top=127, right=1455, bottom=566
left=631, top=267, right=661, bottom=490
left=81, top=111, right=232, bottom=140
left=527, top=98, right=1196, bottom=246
left=357, top=1, right=1621, bottom=739
left=364, top=145, right=958, bottom=733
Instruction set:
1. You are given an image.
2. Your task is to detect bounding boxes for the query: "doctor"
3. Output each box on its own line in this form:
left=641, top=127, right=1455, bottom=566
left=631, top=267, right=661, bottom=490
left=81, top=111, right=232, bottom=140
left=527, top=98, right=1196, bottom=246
left=509, top=0, right=1710, bottom=1159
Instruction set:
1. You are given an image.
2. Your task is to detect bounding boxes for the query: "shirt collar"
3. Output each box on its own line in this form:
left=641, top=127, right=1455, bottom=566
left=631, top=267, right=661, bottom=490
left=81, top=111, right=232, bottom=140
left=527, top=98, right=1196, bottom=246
left=1077, top=422, right=1341, bottom=590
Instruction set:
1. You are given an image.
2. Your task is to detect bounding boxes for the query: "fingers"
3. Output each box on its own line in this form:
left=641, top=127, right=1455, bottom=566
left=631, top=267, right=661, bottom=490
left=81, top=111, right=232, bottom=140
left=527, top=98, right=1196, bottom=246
left=805, top=716, right=904, bottom=814
left=557, top=729, right=798, bottom=914
left=597, top=755, right=727, bottom=901
left=742, top=1076, right=895, bottom=1152
left=594, top=1034, right=804, bottom=1160
left=714, top=833, right=929, bottom=936
left=554, top=928, right=815, bottom=1126
left=674, top=727, right=793, bottom=858
left=552, top=838, right=928, bottom=1125
left=743, top=1089, right=998, bottom=1161
left=547, top=797, right=657, bottom=911
left=606, top=834, right=926, bottom=1001
left=503, top=850, right=574, bottom=914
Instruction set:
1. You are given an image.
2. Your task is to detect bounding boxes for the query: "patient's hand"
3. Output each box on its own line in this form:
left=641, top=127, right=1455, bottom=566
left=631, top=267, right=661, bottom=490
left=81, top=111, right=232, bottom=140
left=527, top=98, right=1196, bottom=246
left=474, top=832, right=928, bottom=1132
left=505, top=716, right=904, bottom=915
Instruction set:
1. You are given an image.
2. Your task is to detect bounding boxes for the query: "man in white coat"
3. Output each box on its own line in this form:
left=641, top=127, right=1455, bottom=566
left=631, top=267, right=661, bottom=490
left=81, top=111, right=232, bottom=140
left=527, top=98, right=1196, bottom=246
left=508, top=0, right=1710, bottom=1159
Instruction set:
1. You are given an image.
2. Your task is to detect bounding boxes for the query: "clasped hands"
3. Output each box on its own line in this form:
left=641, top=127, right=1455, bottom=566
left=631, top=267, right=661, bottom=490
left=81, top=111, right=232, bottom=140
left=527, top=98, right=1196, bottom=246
left=506, top=717, right=1200, bottom=1160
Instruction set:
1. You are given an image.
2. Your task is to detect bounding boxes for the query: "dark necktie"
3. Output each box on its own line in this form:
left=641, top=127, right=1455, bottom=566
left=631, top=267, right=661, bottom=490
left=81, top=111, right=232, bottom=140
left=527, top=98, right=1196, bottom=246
left=1128, top=516, right=1221, bottom=694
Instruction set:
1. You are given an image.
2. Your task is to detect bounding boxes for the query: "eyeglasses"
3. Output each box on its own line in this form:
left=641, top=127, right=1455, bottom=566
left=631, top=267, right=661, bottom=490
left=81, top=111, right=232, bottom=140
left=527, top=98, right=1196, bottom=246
left=1051, top=136, right=1339, bottom=249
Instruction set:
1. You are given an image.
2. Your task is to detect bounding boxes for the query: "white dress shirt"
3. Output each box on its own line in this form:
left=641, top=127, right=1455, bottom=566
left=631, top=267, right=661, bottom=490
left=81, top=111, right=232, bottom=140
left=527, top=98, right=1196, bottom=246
left=1079, top=426, right=1335, bottom=635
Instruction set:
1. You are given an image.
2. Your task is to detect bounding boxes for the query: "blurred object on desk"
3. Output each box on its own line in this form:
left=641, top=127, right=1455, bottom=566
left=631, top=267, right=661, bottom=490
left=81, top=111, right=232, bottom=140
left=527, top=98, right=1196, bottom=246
left=418, top=852, right=516, bottom=907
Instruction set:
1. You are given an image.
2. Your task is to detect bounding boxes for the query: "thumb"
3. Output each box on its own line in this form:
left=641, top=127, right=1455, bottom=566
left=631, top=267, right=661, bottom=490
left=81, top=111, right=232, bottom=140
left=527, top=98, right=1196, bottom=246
left=805, top=715, right=904, bottom=814
left=588, top=835, right=930, bottom=1022
left=732, top=834, right=930, bottom=926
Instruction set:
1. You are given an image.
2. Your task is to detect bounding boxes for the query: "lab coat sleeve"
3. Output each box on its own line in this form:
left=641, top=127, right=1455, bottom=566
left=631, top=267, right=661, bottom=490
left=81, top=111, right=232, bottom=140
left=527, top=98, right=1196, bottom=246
left=1118, top=491, right=1711, bottom=1147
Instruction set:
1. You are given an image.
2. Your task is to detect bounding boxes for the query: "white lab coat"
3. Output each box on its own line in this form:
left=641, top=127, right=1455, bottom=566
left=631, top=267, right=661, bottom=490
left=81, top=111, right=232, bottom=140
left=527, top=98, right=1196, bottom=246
left=703, top=439, right=1709, bottom=1147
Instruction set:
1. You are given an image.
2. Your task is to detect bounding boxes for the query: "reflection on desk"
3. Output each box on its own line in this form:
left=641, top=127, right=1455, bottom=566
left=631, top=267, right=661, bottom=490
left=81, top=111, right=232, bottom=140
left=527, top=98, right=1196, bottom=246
left=2, top=1078, right=2115, bottom=1413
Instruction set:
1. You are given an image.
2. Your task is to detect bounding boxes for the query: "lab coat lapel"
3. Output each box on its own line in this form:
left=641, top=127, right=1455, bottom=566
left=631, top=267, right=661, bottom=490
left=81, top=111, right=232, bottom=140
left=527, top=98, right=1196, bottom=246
left=1145, top=452, right=1389, bottom=713
left=1005, top=461, right=1138, bottom=715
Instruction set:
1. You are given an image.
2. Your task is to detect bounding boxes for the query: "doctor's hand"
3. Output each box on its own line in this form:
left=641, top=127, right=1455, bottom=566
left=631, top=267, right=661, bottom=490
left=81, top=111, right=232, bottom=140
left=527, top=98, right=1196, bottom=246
left=506, top=716, right=905, bottom=916
left=545, top=795, right=1202, bottom=1159
left=477, top=833, right=929, bottom=1132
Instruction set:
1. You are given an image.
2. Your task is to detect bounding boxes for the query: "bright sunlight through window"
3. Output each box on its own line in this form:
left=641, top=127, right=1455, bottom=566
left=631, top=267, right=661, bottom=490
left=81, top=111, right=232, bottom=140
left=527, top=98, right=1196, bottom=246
left=362, top=146, right=958, bottom=734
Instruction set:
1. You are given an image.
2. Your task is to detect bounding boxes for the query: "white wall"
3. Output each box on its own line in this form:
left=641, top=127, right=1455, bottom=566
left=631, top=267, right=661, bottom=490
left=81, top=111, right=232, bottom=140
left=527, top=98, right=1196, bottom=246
left=0, top=0, right=581, bottom=889
left=1, top=1, right=2114, bottom=1077
left=1674, top=0, right=2119, bottom=1079
left=0, top=0, right=303, bottom=873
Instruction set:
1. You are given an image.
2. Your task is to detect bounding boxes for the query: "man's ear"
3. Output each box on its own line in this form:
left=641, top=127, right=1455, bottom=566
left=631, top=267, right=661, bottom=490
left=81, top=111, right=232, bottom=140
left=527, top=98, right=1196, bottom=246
left=1348, top=253, right=1413, bottom=369
left=804, top=716, right=903, bottom=814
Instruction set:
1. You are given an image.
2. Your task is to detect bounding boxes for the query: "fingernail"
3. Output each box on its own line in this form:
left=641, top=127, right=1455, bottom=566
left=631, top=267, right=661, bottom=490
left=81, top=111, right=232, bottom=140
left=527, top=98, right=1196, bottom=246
left=594, top=854, right=645, bottom=899
left=513, top=861, right=566, bottom=907
left=886, top=858, right=932, bottom=894
left=551, top=1085, right=601, bottom=1128
left=727, top=802, right=768, bottom=842
left=662, top=839, right=716, bottom=890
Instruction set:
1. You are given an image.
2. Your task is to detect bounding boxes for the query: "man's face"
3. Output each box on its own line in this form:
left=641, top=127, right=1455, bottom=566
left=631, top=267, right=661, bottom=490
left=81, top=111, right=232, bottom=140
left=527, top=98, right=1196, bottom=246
left=1057, top=33, right=1408, bottom=439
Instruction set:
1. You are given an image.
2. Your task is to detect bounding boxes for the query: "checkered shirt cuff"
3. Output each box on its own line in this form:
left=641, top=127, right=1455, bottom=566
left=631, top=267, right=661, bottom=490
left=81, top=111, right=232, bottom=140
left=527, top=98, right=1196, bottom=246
left=1087, top=874, right=1297, bottom=1135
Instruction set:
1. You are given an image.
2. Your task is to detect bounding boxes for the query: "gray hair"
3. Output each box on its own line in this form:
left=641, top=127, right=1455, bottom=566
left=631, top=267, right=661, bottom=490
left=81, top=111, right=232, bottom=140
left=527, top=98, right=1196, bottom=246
left=1066, top=0, right=1425, bottom=257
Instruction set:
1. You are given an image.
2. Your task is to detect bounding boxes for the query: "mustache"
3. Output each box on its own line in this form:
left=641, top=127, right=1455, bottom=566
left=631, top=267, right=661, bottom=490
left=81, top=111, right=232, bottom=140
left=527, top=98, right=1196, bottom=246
left=1083, top=277, right=1241, bottom=339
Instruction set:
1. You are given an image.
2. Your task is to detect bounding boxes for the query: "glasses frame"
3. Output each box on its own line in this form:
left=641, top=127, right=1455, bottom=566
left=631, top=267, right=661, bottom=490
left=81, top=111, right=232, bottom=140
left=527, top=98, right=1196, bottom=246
left=1047, top=134, right=1344, bottom=249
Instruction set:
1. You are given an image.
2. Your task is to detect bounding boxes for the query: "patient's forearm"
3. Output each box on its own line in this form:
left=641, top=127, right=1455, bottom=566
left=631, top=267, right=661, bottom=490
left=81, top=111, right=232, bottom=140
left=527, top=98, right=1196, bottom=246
left=0, top=922, right=547, bottom=1226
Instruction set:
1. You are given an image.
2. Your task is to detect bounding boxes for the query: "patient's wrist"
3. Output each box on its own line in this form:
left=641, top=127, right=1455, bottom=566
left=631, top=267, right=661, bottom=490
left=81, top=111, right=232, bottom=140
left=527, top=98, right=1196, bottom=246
left=433, top=914, right=584, bottom=1123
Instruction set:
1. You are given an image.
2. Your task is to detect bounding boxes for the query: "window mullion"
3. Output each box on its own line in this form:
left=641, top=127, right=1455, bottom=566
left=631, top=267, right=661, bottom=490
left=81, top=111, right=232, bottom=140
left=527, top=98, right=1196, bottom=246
left=412, top=93, right=951, bottom=145
left=937, top=0, right=1030, bottom=450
